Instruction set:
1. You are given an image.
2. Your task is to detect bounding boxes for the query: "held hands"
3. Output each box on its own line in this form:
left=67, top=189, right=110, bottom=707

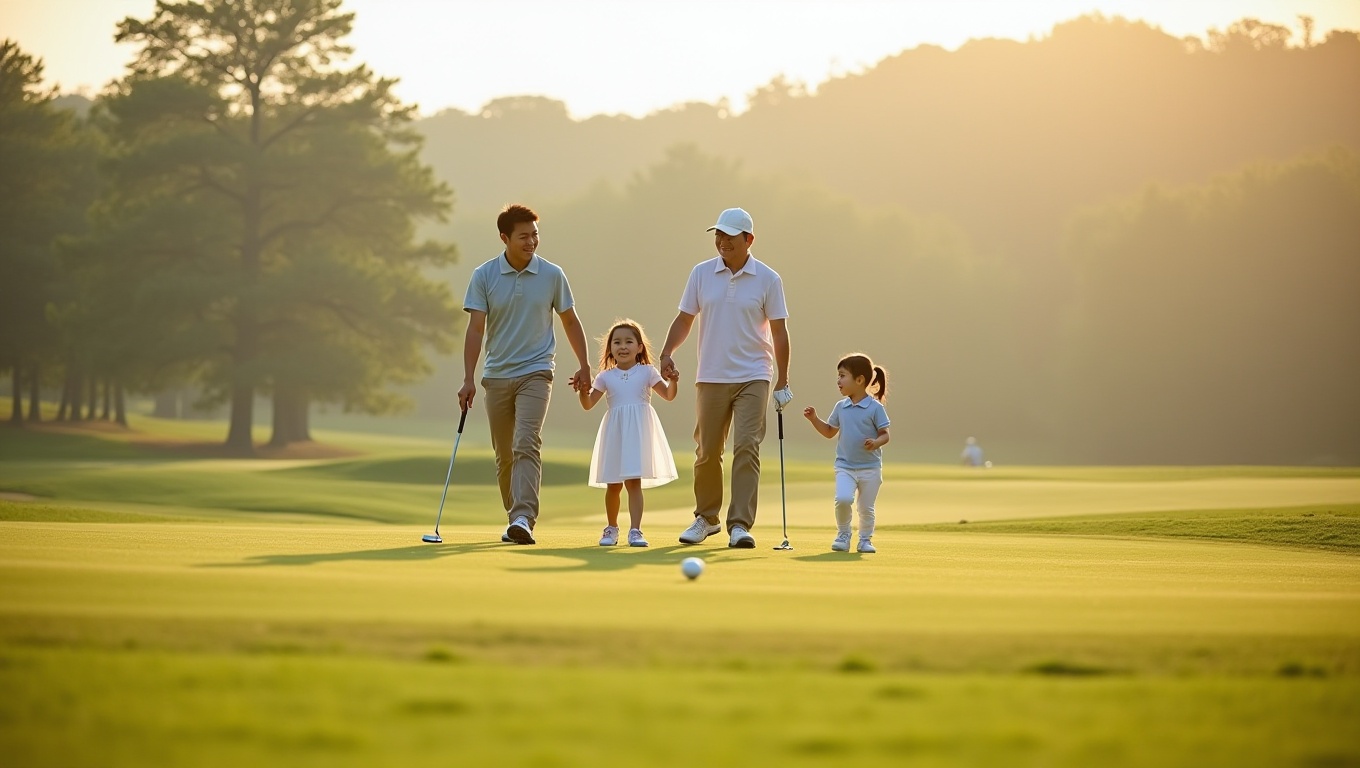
left=659, top=354, right=678, bottom=382
left=568, top=366, right=591, bottom=393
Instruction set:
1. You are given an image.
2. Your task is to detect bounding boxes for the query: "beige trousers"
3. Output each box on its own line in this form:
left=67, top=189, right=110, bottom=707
left=481, top=370, right=552, bottom=526
left=692, top=381, right=769, bottom=532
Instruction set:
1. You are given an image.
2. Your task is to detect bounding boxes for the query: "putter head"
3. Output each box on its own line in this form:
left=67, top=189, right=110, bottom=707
left=421, top=533, right=443, bottom=544
left=773, top=540, right=793, bottom=551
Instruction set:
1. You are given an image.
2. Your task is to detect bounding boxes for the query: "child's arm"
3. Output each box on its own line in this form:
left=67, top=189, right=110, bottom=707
left=802, top=406, right=838, bottom=439
left=652, top=366, right=679, bottom=402
left=579, top=385, right=605, bottom=411
left=864, top=428, right=890, bottom=451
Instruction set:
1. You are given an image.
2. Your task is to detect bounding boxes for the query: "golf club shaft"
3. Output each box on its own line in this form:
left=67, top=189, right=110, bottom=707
left=430, top=408, right=468, bottom=535
left=778, top=409, right=788, bottom=539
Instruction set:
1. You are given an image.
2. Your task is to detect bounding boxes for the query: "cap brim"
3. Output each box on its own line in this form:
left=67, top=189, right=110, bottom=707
left=706, top=225, right=744, bottom=235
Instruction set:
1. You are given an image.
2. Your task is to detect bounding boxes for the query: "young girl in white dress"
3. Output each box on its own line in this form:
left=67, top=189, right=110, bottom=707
left=579, top=319, right=679, bottom=547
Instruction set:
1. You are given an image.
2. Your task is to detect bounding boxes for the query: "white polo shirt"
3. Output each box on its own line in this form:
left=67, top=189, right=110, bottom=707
left=678, top=255, right=789, bottom=384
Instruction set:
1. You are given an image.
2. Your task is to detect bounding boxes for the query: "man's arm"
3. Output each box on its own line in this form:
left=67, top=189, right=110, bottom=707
left=558, top=307, right=591, bottom=392
left=459, top=310, right=486, bottom=411
left=659, top=311, right=695, bottom=380
left=770, top=318, right=790, bottom=391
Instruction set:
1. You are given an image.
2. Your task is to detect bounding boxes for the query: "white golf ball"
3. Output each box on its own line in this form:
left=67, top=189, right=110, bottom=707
left=681, top=557, right=704, bottom=580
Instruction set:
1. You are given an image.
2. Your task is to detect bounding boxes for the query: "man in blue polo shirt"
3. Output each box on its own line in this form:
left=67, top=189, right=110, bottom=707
left=459, top=204, right=591, bottom=545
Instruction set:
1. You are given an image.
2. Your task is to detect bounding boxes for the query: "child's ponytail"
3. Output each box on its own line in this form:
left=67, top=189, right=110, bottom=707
left=870, top=366, right=888, bottom=402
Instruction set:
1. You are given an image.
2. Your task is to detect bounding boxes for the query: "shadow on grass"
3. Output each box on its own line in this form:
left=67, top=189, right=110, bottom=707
left=200, top=541, right=696, bottom=571
left=199, top=541, right=505, bottom=568
left=791, top=551, right=869, bottom=562
left=506, top=544, right=690, bottom=572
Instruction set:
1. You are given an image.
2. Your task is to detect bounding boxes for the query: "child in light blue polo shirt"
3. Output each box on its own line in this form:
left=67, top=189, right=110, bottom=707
left=802, top=354, right=892, bottom=553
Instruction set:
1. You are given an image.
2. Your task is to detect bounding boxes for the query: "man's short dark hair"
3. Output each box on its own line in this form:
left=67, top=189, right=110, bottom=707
left=497, top=204, right=539, bottom=237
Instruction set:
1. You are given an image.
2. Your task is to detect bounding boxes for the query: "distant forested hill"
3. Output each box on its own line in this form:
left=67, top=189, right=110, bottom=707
left=410, top=16, right=1360, bottom=464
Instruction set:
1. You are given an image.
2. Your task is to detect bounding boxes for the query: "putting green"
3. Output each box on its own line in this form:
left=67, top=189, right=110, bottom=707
left=3, top=424, right=1359, bottom=766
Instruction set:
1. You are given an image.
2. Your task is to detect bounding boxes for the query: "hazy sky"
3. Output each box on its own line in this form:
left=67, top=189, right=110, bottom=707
left=4, top=0, right=1358, bottom=118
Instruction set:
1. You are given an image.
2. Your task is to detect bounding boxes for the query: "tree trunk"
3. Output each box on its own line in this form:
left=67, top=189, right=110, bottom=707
left=100, top=378, right=112, bottom=421
left=224, top=380, right=256, bottom=455
left=114, top=381, right=127, bottom=427
left=268, top=384, right=312, bottom=446
left=9, top=364, right=22, bottom=426
left=56, top=369, right=71, bottom=421
left=27, top=362, right=41, bottom=422
left=223, top=79, right=265, bottom=458
left=86, top=375, right=98, bottom=420
left=66, top=369, right=83, bottom=422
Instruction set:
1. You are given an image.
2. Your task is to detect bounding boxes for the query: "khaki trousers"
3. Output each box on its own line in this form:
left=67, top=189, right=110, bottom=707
left=481, top=370, right=552, bottom=526
left=692, top=381, right=769, bottom=532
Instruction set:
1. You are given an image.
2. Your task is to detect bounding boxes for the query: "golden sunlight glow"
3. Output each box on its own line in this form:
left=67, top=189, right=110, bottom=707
left=3, top=0, right=1358, bottom=117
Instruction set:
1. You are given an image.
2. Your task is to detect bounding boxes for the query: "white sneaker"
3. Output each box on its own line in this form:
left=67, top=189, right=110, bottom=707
left=599, top=525, right=619, bottom=546
left=506, top=516, right=535, bottom=545
left=728, top=526, right=755, bottom=549
left=857, top=538, right=876, bottom=554
left=831, top=531, right=851, bottom=552
left=679, top=517, right=721, bottom=545
left=628, top=528, right=648, bottom=548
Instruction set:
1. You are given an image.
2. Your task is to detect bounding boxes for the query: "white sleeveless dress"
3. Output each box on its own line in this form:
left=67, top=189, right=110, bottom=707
left=588, top=364, right=678, bottom=488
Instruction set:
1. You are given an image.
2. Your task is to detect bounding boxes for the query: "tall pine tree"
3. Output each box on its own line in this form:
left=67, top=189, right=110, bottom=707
left=105, top=0, right=456, bottom=452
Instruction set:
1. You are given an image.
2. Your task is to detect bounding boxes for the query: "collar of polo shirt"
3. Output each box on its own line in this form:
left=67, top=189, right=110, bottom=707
left=500, top=253, right=541, bottom=274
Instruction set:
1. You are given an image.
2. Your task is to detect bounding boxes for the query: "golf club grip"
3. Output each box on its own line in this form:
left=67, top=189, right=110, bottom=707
left=457, top=407, right=467, bottom=433
left=777, top=410, right=784, bottom=439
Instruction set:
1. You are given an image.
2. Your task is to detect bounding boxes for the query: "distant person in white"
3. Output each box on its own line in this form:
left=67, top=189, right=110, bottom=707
left=659, top=207, right=792, bottom=549
left=961, top=436, right=985, bottom=467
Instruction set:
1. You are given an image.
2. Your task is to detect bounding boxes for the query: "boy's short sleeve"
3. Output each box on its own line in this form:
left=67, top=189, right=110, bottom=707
left=874, top=402, right=892, bottom=431
left=827, top=404, right=841, bottom=429
left=553, top=268, right=575, bottom=313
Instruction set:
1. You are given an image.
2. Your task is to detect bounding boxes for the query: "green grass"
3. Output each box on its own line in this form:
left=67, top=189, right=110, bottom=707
left=0, top=499, right=188, bottom=523
left=2, top=421, right=1360, bottom=766
left=908, top=504, right=1360, bottom=553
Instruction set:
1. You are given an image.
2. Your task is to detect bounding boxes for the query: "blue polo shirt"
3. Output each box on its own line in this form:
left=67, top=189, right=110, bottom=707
left=463, top=253, right=575, bottom=379
left=827, top=396, right=891, bottom=470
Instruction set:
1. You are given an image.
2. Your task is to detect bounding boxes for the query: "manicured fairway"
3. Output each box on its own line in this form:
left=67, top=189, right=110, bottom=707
left=1, top=422, right=1358, bottom=766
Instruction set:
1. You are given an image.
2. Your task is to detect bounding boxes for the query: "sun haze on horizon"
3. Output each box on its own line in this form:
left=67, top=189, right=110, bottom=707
left=3, top=0, right=1359, bottom=118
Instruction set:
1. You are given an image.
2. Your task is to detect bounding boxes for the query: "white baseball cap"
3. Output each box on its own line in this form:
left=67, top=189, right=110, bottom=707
left=706, top=207, right=753, bottom=236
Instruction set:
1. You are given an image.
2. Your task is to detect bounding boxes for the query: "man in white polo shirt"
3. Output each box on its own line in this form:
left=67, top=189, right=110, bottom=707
left=659, top=207, right=792, bottom=548
left=459, top=204, right=592, bottom=545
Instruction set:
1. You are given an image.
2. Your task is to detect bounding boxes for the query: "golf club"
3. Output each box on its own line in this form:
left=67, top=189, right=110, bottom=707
left=773, top=407, right=793, bottom=550
left=421, top=406, right=468, bottom=544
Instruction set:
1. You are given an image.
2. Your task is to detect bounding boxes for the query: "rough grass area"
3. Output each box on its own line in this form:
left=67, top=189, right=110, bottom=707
left=906, top=504, right=1360, bottom=553
left=4, top=646, right=1358, bottom=768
